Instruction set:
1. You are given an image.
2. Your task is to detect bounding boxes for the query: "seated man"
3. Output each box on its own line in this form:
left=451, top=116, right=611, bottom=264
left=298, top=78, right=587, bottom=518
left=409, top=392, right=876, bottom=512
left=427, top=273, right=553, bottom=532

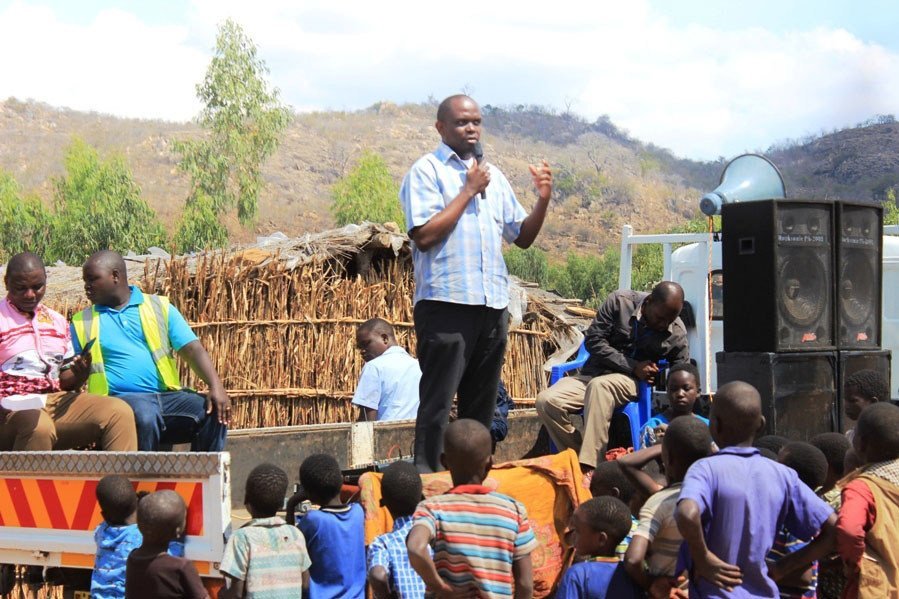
left=352, top=318, right=421, bottom=422
left=0, top=252, right=136, bottom=451
left=536, top=281, right=689, bottom=470
left=72, top=250, right=228, bottom=451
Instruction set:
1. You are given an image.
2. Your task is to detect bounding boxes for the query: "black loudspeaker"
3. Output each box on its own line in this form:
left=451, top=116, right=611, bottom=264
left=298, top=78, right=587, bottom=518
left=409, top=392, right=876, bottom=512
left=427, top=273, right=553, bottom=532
left=716, top=351, right=837, bottom=439
left=835, top=202, right=883, bottom=348
left=836, top=349, right=892, bottom=431
left=722, top=200, right=835, bottom=352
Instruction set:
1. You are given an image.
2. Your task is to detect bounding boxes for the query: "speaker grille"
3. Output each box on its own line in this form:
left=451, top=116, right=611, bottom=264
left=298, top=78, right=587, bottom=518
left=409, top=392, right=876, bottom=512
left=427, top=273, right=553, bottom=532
left=836, top=203, right=882, bottom=348
left=839, top=252, right=875, bottom=326
left=722, top=200, right=835, bottom=352
left=773, top=204, right=833, bottom=349
left=777, top=249, right=828, bottom=328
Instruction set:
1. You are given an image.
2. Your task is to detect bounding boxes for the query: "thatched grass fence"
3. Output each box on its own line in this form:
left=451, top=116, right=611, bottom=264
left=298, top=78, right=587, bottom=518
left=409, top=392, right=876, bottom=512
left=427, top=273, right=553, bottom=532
left=130, top=227, right=565, bottom=430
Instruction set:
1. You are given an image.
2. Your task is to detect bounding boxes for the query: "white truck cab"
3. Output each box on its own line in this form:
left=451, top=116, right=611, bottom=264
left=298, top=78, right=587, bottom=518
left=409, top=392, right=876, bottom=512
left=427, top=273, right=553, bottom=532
left=618, top=224, right=899, bottom=398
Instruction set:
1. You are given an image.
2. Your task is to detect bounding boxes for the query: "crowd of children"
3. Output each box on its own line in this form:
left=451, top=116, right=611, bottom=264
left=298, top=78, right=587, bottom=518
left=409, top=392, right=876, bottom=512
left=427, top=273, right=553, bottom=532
left=87, top=365, right=897, bottom=598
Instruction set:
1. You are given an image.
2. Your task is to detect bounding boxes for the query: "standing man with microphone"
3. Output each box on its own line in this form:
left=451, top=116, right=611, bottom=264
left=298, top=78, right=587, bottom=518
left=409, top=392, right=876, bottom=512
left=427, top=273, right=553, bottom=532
left=401, top=94, right=553, bottom=472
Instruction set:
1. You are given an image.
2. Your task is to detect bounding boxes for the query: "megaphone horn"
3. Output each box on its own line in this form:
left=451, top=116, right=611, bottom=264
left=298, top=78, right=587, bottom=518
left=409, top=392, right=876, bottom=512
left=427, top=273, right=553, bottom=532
left=700, top=153, right=786, bottom=216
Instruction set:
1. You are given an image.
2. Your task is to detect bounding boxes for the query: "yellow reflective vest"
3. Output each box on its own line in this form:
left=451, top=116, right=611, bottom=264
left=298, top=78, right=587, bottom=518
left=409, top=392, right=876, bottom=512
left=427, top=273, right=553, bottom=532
left=71, top=293, right=182, bottom=396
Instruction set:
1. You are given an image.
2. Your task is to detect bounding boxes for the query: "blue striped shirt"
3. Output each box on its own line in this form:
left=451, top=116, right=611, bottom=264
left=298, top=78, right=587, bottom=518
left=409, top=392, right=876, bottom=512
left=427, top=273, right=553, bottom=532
left=368, top=516, right=427, bottom=598
left=400, top=143, right=527, bottom=309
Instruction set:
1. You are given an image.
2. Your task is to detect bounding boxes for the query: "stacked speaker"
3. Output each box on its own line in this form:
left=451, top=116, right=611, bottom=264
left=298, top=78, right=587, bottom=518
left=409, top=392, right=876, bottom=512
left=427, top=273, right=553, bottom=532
left=716, top=199, right=889, bottom=439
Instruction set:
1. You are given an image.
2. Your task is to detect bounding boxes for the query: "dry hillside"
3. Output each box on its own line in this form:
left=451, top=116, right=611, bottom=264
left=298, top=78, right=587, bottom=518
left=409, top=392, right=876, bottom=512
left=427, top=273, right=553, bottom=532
left=2, top=98, right=896, bottom=256
left=0, top=98, right=702, bottom=254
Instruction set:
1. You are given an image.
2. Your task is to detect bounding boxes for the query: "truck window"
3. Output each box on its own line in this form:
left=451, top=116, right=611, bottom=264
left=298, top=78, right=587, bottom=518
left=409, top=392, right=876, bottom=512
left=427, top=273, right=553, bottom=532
left=710, top=271, right=724, bottom=320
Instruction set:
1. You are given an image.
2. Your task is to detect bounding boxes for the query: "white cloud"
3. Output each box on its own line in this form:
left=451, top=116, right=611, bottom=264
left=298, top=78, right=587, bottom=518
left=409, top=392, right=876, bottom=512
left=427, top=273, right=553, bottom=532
left=1, top=0, right=898, bottom=159
left=0, top=1, right=206, bottom=121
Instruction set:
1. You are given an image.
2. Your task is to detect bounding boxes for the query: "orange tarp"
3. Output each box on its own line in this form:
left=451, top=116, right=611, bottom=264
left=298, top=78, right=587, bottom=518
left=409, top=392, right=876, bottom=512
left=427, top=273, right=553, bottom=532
left=358, top=449, right=591, bottom=598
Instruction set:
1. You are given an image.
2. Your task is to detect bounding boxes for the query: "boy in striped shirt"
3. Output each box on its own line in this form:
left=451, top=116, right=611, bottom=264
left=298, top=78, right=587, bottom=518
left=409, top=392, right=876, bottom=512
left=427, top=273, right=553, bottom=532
left=407, top=419, right=537, bottom=598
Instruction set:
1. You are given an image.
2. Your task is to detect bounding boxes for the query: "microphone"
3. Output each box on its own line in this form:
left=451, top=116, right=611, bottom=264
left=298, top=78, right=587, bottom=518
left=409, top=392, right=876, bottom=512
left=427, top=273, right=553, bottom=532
left=472, top=141, right=486, bottom=199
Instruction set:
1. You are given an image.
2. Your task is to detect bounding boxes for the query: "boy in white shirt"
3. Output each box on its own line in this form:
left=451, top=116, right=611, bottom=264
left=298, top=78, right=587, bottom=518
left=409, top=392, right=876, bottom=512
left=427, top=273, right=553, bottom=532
left=352, top=318, right=421, bottom=422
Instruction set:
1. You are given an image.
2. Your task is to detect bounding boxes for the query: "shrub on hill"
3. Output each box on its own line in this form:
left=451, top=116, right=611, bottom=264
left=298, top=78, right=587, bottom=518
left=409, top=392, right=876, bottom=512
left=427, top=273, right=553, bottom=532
left=331, top=151, right=404, bottom=228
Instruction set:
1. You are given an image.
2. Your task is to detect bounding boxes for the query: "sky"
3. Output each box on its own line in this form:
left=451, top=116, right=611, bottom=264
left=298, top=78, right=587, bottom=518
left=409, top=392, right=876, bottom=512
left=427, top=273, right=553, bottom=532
left=1, top=0, right=897, bottom=160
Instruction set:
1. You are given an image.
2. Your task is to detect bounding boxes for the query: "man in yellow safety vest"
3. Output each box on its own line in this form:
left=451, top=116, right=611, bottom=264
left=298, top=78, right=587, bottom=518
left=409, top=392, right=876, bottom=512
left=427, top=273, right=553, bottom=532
left=71, top=250, right=229, bottom=451
left=0, top=252, right=137, bottom=451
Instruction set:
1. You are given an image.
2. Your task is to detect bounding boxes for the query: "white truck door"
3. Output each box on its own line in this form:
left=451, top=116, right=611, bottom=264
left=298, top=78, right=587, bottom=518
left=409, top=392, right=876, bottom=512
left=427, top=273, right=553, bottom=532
left=882, top=230, right=899, bottom=398
left=670, top=241, right=723, bottom=393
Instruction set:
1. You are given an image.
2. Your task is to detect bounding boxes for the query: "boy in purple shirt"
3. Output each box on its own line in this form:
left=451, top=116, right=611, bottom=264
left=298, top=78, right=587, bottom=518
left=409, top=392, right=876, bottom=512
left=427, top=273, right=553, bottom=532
left=675, top=381, right=836, bottom=598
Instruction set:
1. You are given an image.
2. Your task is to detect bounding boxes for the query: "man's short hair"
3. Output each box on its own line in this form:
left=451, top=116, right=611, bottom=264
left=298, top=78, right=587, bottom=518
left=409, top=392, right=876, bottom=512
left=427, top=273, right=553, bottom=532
left=810, top=432, right=852, bottom=478
left=96, top=475, right=137, bottom=525
left=663, top=416, right=713, bottom=466
left=856, top=402, right=899, bottom=462
left=780, top=442, right=829, bottom=490
left=650, top=281, right=684, bottom=303
left=380, top=461, right=422, bottom=517
left=357, top=318, right=395, bottom=339
left=245, top=463, right=289, bottom=517
left=4, top=252, right=45, bottom=281
left=578, top=496, right=632, bottom=546
left=590, top=460, right=636, bottom=504
left=845, top=369, right=889, bottom=402
left=84, top=250, right=128, bottom=278
left=436, top=94, right=474, bottom=122
left=299, top=454, right=343, bottom=503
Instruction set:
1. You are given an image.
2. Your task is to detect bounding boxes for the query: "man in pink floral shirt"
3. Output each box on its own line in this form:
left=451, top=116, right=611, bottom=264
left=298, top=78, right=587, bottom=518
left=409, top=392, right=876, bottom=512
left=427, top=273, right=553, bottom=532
left=0, top=252, right=136, bottom=451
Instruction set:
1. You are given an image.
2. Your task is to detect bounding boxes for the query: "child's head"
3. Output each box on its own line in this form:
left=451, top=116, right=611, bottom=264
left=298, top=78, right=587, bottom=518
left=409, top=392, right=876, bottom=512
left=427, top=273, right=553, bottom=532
left=666, top=363, right=701, bottom=416
left=709, top=381, right=765, bottom=447
left=754, top=435, right=790, bottom=455
left=592, top=460, right=636, bottom=512
left=96, top=475, right=137, bottom=526
left=778, top=442, right=828, bottom=490
left=571, top=496, right=632, bottom=557
left=810, top=432, right=851, bottom=491
left=844, top=369, right=889, bottom=421
left=854, top=402, right=899, bottom=464
left=245, top=463, right=289, bottom=518
left=136, top=490, right=186, bottom=546
left=758, top=447, right=779, bottom=461
left=299, top=454, right=344, bottom=506
left=380, top=461, right=422, bottom=519
left=356, top=318, right=397, bottom=363
left=441, top=419, right=493, bottom=486
left=662, top=416, right=713, bottom=483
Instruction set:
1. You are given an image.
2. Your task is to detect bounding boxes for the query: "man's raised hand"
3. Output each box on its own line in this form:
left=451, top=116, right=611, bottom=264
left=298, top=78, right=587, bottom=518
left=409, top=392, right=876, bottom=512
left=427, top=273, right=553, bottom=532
left=528, top=160, right=553, bottom=201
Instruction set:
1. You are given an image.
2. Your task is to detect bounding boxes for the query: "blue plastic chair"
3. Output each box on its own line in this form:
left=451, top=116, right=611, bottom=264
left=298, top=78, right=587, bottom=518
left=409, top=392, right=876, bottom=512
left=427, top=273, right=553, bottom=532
left=546, top=341, right=659, bottom=450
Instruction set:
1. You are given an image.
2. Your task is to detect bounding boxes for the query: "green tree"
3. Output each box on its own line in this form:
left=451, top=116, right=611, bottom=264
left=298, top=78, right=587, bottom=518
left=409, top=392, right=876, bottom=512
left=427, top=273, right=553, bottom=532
left=174, top=18, right=290, bottom=250
left=671, top=213, right=721, bottom=233
left=50, top=139, right=167, bottom=264
left=546, top=251, right=620, bottom=307
left=504, top=246, right=550, bottom=287
left=885, top=188, right=899, bottom=225
left=331, top=151, right=404, bottom=227
left=174, top=193, right=229, bottom=252
left=0, top=171, right=52, bottom=261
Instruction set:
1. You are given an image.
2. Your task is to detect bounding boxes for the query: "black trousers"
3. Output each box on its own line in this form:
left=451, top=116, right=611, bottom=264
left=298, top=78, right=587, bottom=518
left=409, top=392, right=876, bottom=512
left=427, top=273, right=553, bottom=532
left=413, top=300, right=509, bottom=472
